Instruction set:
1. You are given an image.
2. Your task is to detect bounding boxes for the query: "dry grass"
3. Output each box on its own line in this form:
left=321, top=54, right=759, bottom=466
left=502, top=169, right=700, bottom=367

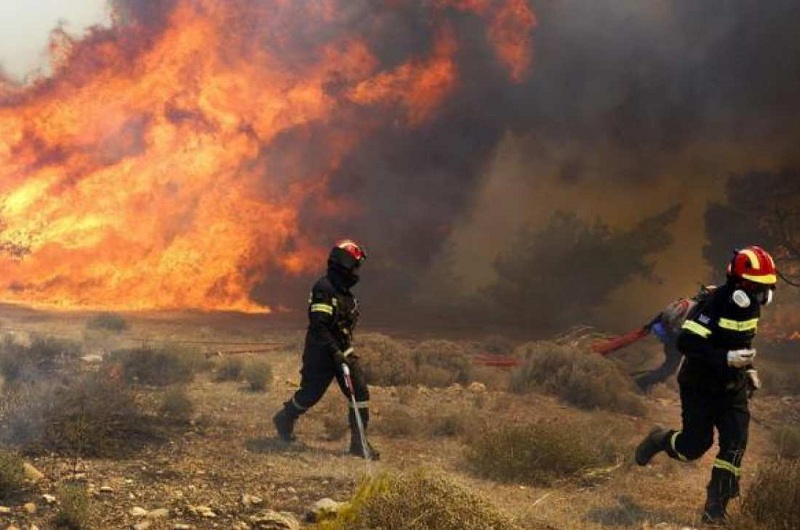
left=756, top=361, right=800, bottom=397
left=0, top=334, right=82, bottom=383
left=465, top=417, right=625, bottom=487
left=0, top=449, right=25, bottom=500
left=213, top=355, right=245, bottom=381
left=359, top=335, right=480, bottom=388
left=159, top=385, right=194, bottom=424
left=85, top=312, right=128, bottom=332
left=733, top=459, right=800, bottom=530
left=243, top=358, right=273, bottom=392
left=411, top=340, right=475, bottom=387
left=510, top=341, right=645, bottom=416
left=54, top=481, right=91, bottom=529
left=3, top=374, right=155, bottom=457
left=108, top=344, right=206, bottom=386
left=358, top=333, right=415, bottom=386
left=771, top=424, right=800, bottom=459
left=312, top=470, right=520, bottom=530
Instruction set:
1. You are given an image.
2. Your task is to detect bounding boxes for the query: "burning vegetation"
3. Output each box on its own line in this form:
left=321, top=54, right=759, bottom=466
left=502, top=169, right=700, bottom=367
left=0, top=0, right=535, bottom=313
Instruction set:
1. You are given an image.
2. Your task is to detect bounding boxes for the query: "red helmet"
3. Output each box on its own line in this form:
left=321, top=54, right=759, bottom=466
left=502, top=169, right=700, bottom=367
left=328, top=239, right=367, bottom=272
left=727, top=246, right=777, bottom=285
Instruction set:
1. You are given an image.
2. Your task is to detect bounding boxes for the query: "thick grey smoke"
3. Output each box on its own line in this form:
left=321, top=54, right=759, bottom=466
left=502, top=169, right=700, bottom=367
left=8, top=1, right=800, bottom=331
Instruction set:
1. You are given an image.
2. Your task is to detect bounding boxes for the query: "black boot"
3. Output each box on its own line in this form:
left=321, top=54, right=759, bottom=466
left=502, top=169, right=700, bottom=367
left=272, top=406, right=298, bottom=442
left=701, top=493, right=729, bottom=526
left=635, top=426, right=669, bottom=466
left=348, top=408, right=379, bottom=460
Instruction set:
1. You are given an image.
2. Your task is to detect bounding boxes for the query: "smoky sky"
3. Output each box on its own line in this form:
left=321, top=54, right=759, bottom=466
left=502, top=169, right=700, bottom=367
left=244, top=1, right=800, bottom=323
left=6, top=1, right=800, bottom=324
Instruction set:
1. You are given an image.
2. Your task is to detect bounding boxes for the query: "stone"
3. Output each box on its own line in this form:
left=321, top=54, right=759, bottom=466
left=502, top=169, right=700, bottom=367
left=147, top=508, right=170, bottom=518
left=130, top=506, right=148, bottom=517
left=23, top=503, right=36, bottom=514
left=305, top=498, right=346, bottom=523
left=249, top=510, right=300, bottom=530
left=133, top=522, right=152, bottom=530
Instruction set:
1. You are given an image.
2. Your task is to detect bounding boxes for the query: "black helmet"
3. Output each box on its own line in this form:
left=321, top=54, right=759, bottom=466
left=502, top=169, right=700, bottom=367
left=328, top=239, right=367, bottom=273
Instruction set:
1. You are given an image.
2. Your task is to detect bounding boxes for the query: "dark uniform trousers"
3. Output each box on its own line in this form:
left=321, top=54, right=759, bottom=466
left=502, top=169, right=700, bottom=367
left=665, top=385, right=749, bottom=500
left=280, top=272, right=371, bottom=439
left=286, top=350, right=371, bottom=428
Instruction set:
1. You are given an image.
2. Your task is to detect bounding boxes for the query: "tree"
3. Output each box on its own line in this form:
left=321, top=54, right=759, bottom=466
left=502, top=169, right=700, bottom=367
left=483, top=205, right=682, bottom=333
left=704, top=170, right=800, bottom=286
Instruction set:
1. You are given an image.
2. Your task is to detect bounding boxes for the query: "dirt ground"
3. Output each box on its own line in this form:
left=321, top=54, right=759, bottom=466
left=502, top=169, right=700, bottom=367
left=0, top=305, right=797, bottom=530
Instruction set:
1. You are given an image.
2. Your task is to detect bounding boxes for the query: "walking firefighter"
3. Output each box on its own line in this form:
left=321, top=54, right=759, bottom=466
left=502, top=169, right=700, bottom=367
left=272, top=239, right=379, bottom=459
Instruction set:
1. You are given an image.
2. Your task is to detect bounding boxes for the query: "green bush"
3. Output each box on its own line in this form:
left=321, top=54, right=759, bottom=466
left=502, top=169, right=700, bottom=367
left=110, top=345, right=203, bottom=386
left=735, top=459, right=800, bottom=530
left=465, top=419, right=623, bottom=486
left=243, top=359, right=272, bottom=392
left=312, top=470, right=519, bottom=530
left=0, top=449, right=25, bottom=499
left=85, top=312, right=128, bottom=332
left=54, top=481, right=91, bottom=529
left=159, top=386, right=194, bottom=424
left=510, top=341, right=645, bottom=416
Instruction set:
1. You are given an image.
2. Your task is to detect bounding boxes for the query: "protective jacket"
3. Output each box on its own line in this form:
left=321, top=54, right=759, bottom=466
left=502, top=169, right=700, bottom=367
left=305, top=268, right=359, bottom=361
left=677, top=282, right=759, bottom=394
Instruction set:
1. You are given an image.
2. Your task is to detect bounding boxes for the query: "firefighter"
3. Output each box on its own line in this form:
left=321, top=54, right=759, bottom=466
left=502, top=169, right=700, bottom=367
left=634, top=245, right=776, bottom=525
left=272, top=239, right=379, bottom=459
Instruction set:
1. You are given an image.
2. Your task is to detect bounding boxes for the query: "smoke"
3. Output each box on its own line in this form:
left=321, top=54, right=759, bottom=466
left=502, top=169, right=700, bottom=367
left=3, top=1, right=800, bottom=331
left=438, top=1, right=800, bottom=330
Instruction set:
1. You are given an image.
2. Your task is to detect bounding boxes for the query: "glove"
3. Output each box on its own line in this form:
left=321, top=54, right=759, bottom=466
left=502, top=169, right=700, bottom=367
left=727, top=348, right=756, bottom=368
left=746, top=368, right=761, bottom=397
left=651, top=322, right=669, bottom=343
left=333, top=347, right=355, bottom=366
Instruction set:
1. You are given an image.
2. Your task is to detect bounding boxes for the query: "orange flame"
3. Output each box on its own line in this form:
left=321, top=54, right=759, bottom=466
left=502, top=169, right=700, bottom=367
left=0, top=0, right=535, bottom=312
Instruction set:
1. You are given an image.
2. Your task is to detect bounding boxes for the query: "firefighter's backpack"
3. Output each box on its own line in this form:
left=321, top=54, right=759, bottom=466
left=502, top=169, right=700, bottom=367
left=660, top=285, right=716, bottom=334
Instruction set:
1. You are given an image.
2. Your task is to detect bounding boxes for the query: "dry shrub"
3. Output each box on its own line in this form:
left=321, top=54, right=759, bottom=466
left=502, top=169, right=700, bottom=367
left=85, top=312, right=128, bottom=332
left=734, top=459, right=800, bottom=530
left=478, top=335, right=518, bottom=355
left=395, top=385, right=416, bottom=405
left=0, top=449, right=25, bottom=499
left=54, top=481, right=91, bottom=529
left=312, top=470, right=520, bottom=530
left=243, top=359, right=273, bottom=392
left=756, top=362, right=800, bottom=396
left=358, top=334, right=415, bottom=387
left=4, top=375, right=153, bottom=457
left=214, top=356, right=244, bottom=381
left=376, top=406, right=417, bottom=438
left=427, top=409, right=469, bottom=438
left=510, top=341, right=645, bottom=416
left=465, top=418, right=623, bottom=486
left=109, top=344, right=204, bottom=386
left=772, top=424, right=800, bottom=459
left=0, top=334, right=82, bottom=383
left=159, top=386, right=194, bottom=424
left=411, top=340, right=475, bottom=388
left=318, top=398, right=348, bottom=441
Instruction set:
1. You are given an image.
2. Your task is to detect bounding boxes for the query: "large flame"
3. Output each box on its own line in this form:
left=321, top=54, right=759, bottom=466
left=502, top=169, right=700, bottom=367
left=0, top=0, right=535, bottom=312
